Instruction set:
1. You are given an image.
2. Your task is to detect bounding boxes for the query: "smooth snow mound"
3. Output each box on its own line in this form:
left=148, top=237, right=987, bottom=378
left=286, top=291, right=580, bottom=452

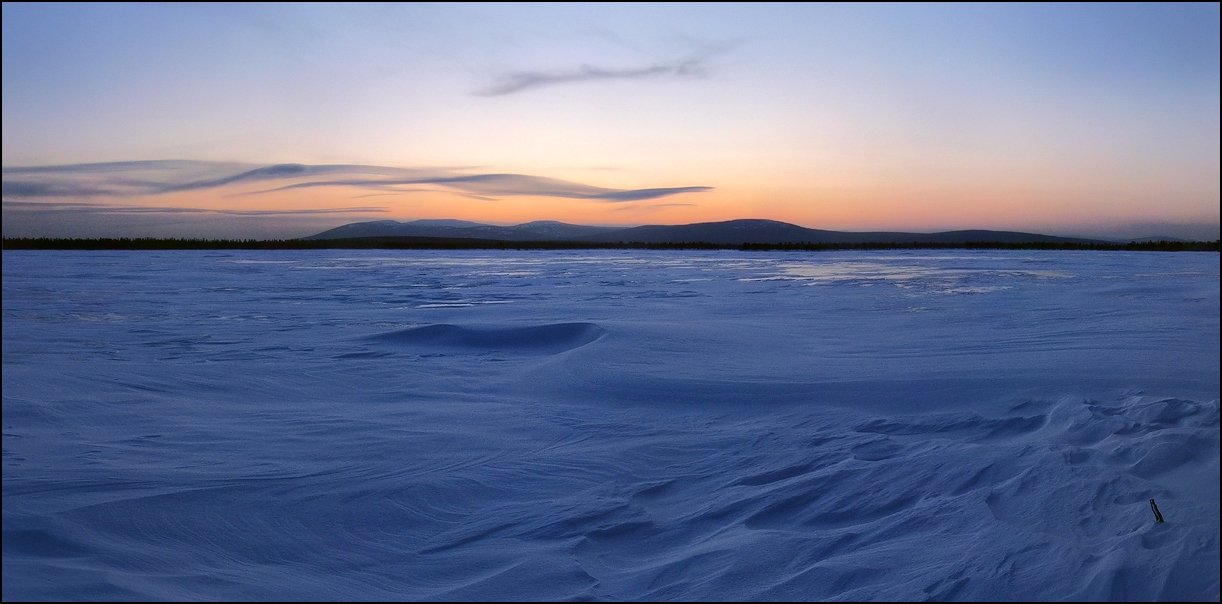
left=366, top=322, right=606, bottom=354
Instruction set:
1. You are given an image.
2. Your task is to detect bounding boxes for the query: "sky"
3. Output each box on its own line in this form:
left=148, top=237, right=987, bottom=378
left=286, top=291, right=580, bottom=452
left=2, top=2, right=1219, bottom=240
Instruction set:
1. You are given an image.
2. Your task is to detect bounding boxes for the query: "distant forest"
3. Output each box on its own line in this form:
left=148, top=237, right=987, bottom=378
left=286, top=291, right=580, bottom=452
left=4, top=237, right=1219, bottom=252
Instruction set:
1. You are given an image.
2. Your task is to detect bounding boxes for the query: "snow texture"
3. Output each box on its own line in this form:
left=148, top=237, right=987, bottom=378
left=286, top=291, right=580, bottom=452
left=3, top=249, right=1218, bottom=601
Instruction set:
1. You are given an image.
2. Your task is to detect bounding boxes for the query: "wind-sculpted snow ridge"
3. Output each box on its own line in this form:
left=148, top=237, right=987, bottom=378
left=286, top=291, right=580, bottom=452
left=2, top=249, right=1218, bottom=600
left=365, top=322, right=606, bottom=355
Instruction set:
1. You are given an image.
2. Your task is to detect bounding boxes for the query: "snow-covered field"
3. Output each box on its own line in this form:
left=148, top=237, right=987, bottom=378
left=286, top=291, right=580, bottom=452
left=3, top=249, right=1218, bottom=601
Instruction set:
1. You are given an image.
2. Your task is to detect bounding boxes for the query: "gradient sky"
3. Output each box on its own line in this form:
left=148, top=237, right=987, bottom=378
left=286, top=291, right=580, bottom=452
left=3, top=2, right=1219, bottom=239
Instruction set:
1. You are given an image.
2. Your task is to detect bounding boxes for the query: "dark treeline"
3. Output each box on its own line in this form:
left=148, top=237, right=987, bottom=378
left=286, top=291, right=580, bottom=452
left=740, top=240, right=1221, bottom=252
left=3, top=237, right=1219, bottom=252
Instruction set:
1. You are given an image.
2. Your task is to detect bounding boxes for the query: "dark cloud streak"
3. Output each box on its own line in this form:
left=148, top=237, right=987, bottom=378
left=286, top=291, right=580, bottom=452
left=2, top=160, right=713, bottom=204
left=475, top=57, right=707, bottom=97
left=254, top=174, right=711, bottom=202
left=2, top=200, right=387, bottom=216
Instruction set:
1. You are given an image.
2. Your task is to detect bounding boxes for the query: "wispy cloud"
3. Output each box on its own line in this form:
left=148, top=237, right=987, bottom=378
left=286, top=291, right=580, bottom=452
left=258, top=173, right=712, bottom=202
left=2, top=200, right=388, bottom=216
left=3, top=160, right=712, bottom=204
left=2, top=162, right=427, bottom=198
left=593, top=188, right=708, bottom=202
left=475, top=57, right=707, bottom=97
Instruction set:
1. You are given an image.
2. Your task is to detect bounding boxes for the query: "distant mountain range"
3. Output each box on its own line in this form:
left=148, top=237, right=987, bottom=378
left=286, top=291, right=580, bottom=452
left=304, top=218, right=1109, bottom=245
left=307, top=219, right=620, bottom=242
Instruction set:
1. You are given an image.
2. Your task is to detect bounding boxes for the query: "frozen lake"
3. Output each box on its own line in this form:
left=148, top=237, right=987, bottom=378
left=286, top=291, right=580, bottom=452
left=3, top=249, right=1219, bottom=600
